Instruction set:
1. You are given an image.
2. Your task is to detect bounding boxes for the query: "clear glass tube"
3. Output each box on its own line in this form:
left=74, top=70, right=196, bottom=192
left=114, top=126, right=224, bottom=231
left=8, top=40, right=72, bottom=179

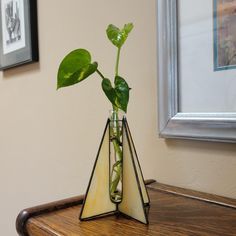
left=109, top=110, right=124, bottom=203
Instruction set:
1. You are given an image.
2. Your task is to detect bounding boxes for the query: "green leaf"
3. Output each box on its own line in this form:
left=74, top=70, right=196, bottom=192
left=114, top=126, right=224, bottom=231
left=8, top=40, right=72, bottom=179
left=57, top=49, right=98, bottom=89
left=123, top=23, right=133, bottom=35
left=106, top=23, right=134, bottom=48
left=114, top=76, right=129, bottom=112
left=101, top=76, right=130, bottom=113
left=102, top=78, right=116, bottom=105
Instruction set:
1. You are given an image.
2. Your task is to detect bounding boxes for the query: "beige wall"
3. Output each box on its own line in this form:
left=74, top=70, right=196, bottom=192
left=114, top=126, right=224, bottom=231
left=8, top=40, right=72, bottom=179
left=0, top=0, right=236, bottom=235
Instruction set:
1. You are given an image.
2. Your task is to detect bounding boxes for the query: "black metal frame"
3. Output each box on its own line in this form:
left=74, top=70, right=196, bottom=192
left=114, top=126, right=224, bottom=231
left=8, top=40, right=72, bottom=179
left=0, top=0, right=39, bottom=70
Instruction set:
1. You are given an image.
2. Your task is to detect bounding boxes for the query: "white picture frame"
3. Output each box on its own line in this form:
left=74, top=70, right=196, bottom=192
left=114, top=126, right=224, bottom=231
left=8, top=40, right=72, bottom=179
left=157, top=0, right=236, bottom=143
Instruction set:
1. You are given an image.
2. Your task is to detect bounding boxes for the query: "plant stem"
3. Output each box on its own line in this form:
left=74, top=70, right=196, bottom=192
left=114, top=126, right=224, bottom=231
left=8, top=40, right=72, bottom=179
left=115, top=47, right=121, bottom=77
left=110, top=107, right=123, bottom=202
left=96, top=68, right=105, bottom=80
left=110, top=47, right=123, bottom=201
left=110, top=128, right=123, bottom=200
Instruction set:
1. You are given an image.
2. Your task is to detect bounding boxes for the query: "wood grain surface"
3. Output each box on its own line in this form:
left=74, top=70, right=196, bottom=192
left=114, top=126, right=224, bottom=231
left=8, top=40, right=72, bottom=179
left=18, top=181, right=236, bottom=236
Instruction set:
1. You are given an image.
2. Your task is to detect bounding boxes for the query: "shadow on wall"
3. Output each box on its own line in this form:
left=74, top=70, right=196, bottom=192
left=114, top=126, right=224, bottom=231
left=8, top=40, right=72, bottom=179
left=165, top=138, right=236, bottom=157
left=1, top=62, right=40, bottom=80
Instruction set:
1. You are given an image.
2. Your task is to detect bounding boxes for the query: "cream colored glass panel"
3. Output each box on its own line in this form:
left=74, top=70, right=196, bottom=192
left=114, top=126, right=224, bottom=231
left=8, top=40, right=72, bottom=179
left=126, top=123, right=149, bottom=204
left=80, top=124, right=116, bottom=219
left=118, top=123, right=148, bottom=224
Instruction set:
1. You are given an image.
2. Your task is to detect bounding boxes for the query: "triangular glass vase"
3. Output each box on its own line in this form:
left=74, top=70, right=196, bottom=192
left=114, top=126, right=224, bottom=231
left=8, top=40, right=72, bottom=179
left=79, top=117, right=150, bottom=224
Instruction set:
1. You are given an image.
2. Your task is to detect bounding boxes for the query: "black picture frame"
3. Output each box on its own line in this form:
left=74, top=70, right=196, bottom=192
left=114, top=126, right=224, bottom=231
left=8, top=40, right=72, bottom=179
left=0, top=0, right=38, bottom=70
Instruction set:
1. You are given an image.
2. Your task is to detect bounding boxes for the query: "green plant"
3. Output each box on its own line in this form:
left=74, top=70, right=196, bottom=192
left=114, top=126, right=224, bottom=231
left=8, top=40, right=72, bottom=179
left=57, top=23, right=134, bottom=201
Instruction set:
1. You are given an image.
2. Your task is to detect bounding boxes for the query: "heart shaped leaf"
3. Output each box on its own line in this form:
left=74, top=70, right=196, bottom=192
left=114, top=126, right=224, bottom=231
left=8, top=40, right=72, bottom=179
left=106, top=23, right=134, bottom=48
left=102, top=76, right=130, bottom=112
left=57, top=49, right=98, bottom=89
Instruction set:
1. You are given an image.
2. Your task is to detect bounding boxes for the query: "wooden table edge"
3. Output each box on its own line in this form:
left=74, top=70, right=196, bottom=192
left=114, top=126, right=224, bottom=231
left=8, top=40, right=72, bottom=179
left=16, top=179, right=236, bottom=236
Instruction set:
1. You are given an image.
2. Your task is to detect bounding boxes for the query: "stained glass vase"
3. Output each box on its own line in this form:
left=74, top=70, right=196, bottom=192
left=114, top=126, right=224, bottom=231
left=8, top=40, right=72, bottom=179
left=79, top=111, right=150, bottom=224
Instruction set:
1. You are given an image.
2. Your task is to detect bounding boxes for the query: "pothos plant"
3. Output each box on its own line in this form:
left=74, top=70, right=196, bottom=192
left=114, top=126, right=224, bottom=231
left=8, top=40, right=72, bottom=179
left=57, top=23, right=134, bottom=202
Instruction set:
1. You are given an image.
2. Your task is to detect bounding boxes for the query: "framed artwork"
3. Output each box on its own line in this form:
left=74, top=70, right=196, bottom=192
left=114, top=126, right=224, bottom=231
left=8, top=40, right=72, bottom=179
left=0, top=0, right=38, bottom=70
left=214, top=0, right=236, bottom=71
left=157, top=0, right=236, bottom=143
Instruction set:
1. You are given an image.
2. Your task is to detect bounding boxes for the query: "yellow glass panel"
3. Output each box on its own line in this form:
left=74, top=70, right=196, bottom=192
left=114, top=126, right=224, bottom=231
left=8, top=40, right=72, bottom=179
left=80, top=123, right=116, bottom=220
left=118, top=121, right=148, bottom=224
left=126, top=122, right=150, bottom=205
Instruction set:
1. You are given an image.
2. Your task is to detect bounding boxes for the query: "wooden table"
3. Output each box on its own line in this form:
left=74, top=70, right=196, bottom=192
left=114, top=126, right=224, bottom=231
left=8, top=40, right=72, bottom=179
left=16, top=180, right=236, bottom=236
